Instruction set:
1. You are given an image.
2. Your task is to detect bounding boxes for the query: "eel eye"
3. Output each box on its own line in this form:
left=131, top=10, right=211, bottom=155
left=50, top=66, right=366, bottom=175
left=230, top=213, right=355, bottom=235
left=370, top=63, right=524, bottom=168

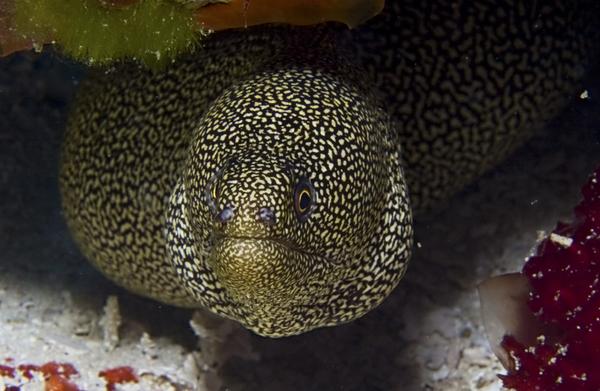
left=294, top=177, right=315, bottom=220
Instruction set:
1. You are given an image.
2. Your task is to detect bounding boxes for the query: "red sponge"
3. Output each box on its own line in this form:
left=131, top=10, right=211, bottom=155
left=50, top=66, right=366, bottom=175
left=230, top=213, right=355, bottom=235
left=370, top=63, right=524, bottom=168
left=501, top=166, right=600, bottom=390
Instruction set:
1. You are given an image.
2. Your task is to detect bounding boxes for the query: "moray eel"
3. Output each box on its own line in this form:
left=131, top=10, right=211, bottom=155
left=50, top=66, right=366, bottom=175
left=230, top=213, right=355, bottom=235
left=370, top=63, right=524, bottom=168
left=60, top=0, right=599, bottom=336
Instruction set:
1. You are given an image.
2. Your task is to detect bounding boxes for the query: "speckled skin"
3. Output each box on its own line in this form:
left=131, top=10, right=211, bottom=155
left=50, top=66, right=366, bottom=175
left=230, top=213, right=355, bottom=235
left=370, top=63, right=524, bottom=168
left=357, top=0, right=599, bottom=210
left=60, top=1, right=598, bottom=336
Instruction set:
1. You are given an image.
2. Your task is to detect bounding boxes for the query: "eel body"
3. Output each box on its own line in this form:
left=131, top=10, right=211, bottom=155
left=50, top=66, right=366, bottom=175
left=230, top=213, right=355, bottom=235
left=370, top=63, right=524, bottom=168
left=60, top=0, right=599, bottom=336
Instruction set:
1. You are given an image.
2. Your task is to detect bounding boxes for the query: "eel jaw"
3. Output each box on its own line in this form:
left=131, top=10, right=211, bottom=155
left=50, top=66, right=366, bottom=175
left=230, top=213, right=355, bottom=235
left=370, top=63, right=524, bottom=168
left=207, top=237, right=366, bottom=338
left=208, top=236, right=336, bottom=307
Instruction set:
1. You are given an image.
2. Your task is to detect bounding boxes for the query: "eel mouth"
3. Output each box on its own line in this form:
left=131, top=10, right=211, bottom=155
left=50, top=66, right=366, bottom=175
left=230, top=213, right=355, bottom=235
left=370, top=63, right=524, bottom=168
left=209, top=227, right=348, bottom=266
left=206, top=235, right=345, bottom=336
left=206, top=235, right=340, bottom=308
left=210, top=233, right=327, bottom=261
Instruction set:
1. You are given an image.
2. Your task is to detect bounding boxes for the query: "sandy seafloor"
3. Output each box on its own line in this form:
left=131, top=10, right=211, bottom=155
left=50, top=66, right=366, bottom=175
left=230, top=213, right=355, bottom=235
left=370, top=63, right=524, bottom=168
left=1, top=49, right=599, bottom=391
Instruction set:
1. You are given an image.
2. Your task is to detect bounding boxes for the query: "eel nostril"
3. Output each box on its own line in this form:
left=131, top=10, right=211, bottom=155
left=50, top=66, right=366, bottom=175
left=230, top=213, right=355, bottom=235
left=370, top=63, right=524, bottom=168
left=216, top=205, right=235, bottom=224
left=257, top=207, right=277, bottom=226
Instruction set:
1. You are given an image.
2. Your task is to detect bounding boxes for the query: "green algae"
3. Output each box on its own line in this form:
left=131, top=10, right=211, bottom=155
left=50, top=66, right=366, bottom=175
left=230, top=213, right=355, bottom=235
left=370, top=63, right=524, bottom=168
left=14, top=0, right=203, bottom=67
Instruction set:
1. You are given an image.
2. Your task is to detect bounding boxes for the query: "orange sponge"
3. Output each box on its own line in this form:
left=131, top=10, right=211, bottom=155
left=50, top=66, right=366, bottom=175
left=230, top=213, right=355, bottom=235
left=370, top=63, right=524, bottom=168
left=194, top=0, right=384, bottom=31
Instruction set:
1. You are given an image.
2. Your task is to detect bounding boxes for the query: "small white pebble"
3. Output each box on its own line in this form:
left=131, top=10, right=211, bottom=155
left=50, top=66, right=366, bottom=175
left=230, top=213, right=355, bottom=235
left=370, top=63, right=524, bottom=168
left=580, top=89, right=590, bottom=99
left=549, top=233, right=573, bottom=248
left=140, top=332, right=158, bottom=359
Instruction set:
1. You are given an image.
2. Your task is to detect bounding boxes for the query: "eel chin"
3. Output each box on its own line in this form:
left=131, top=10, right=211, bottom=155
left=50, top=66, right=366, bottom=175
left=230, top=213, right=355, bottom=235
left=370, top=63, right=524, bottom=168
left=209, top=237, right=325, bottom=305
left=208, top=236, right=340, bottom=336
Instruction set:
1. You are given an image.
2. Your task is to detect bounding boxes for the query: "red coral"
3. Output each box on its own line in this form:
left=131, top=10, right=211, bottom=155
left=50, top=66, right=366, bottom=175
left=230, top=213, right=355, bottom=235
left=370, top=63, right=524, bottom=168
left=501, top=166, right=600, bottom=390
left=99, top=366, right=138, bottom=391
left=0, top=364, right=16, bottom=377
left=0, top=361, right=81, bottom=391
left=41, top=362, right=80, bottom=391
